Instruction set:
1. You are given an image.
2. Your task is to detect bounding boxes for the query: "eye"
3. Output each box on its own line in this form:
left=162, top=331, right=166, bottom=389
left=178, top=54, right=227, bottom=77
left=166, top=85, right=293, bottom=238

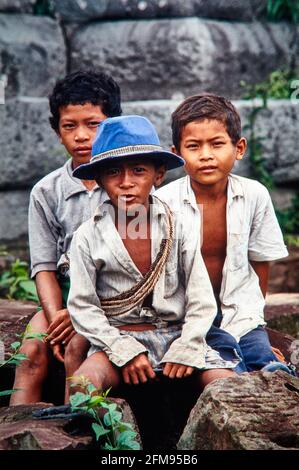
left=105, top=168, right=120, bottom=176
left=62, top=123, right=75, bottom=129
left=88, top=121, right=101, bottom=127
left=186, top=143, right=198, bottom=150
left=134, top=167, right=146, bottom=173
left=213, top=141, right=225, bottom=147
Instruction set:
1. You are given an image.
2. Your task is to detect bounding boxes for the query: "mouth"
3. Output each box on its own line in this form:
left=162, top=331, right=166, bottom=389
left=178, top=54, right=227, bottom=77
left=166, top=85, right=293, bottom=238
left=199, top=166, right=217, bottom=174
left=119, top=195, right=137, bottom=203
left=74, top=147, right=92, bottom=156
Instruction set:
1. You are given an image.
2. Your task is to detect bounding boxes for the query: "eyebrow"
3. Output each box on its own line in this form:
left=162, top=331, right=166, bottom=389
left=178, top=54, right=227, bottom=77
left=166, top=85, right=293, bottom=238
left=184, top=134, right=227, bottom=142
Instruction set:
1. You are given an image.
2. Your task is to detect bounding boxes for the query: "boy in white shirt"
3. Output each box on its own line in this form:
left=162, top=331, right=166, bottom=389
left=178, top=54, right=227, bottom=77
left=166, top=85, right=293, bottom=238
left=156, top=94, right=294, bottom=385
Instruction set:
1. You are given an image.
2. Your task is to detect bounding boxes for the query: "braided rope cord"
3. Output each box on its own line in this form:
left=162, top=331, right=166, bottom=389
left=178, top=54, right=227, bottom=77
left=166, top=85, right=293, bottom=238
left=100, top=198, right=174, bottom=317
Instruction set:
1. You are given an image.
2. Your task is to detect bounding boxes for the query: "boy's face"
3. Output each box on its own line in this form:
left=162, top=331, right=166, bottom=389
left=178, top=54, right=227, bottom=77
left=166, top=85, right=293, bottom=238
left=175, top=119, right=246, bottom=189
left=58, top=103, right=107, bottom=169
left=96, top=158, right=166, bottom=214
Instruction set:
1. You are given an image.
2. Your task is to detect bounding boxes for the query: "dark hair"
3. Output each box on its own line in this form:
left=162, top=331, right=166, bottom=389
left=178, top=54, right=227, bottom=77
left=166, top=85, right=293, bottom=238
left=49, top=70, right=122, bottom=132
left=172, top=93, right=241, bottom=150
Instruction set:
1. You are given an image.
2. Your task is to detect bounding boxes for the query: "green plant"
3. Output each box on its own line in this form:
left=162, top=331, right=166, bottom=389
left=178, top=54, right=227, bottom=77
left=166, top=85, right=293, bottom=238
left=276, top=193, right=299, bottom=236
left=267, top=0, right=299, bottom=22
left=70, top=376, right=140, bottom=450
left=0, top=326, right=47, bottom=398
left=0, top=259, right=38, bottom=302
left=33, top=0, right=55, bottom=17
left=241, top=69, right=295, bottom=101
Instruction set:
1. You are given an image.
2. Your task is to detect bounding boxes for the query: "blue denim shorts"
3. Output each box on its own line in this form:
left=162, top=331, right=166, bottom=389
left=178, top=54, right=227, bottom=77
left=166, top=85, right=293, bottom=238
left=206, top=309, right=278, bottom=373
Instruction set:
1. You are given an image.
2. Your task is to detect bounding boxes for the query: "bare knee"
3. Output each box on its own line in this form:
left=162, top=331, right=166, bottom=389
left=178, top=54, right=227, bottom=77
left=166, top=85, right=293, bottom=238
left=199, top=368, right=236, bottom=389
left=64, top=334, right=89, bottom=367
left=18, top=339, right=49, bottom=372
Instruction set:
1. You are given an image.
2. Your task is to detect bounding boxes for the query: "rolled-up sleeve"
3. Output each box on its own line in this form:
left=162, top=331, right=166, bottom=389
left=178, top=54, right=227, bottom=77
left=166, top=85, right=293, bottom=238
left=248, top=186, right=288, bottom=262
left=68, top=227, right=147, bottom=367
left=161, top=220, right=217, bottom=368
left=29, top=189, right=60, bottom=278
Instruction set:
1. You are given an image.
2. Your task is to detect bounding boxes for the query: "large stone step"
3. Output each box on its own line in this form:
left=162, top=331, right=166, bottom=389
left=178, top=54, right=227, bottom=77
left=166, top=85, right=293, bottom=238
left=52, top=0, right=268, bottom=23
left=0, top=14, right=66, bottom=99
left=70, top=18, right=297, bottom=101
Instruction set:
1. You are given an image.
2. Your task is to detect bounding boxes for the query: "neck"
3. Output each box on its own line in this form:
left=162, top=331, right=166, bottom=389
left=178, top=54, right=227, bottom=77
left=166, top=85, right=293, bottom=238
left=190, top=177, right=228, bottom=202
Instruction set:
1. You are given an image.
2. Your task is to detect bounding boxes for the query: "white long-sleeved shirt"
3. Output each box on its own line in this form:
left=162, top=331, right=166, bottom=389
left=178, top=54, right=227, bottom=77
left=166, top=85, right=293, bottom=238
left=68, top=195, right=217, bottom=368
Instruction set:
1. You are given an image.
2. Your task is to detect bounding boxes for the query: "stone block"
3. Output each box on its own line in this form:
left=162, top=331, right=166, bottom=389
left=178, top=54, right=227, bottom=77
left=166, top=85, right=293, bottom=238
left=53, top=0, right=267, bottom=22
left=0, top=0, right=36, bottom=13
left=0, top=14, right=66, bottom=98
left=71, top=19, right=294, bottom=101
left=178, top=371, right=299, bottom=450
left=0, top=97, right=66, bottom=189
left=0, top=190, right=30, bottom=242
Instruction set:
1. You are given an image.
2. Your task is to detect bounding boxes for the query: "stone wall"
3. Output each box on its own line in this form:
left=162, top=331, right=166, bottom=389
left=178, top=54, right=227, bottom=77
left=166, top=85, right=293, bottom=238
left=0, top=0, right=298, bottom=244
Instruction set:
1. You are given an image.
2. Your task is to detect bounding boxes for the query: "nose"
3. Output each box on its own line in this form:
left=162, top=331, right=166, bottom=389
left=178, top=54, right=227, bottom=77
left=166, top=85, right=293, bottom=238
left=74, top=126, right=89, bottom=142
left=199, top=144, right=213, bottom=161
left=119, top=170, right=135, bottom=188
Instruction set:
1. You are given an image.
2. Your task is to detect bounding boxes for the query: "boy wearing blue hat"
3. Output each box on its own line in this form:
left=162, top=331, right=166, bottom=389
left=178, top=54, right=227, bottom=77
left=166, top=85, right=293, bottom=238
left=67, top=115, right=240, bottom=393
left=11, top=70, right=122, bottom=405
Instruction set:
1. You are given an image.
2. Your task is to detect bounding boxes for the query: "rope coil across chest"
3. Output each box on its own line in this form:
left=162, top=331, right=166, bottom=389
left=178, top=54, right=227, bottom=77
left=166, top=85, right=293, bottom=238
left=100, top=198, right=174, bottom=316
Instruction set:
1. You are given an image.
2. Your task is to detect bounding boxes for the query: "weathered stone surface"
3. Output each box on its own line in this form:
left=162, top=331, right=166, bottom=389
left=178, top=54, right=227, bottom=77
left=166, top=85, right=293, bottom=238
left=0, top=98, right=66, bottom=189
left=0, top=0, right=36, bottom=13
left=0, top=14, right=66, bottom=98
left=0, top=400, right=141, bottom=450
left=53, top=0, right=267, bottom=22
left=265, top=293, right=299, bottom=342
left=0, top=403, right=93, bottom=450
left=0, top=190, right=30, bottom=242
left=269, top=247, right=299, bottom=294
left=0, top=299, right=37, bottom=360
left=71, top=19, right=294, bottom=101
left=178, top=371, right=299, bottom=450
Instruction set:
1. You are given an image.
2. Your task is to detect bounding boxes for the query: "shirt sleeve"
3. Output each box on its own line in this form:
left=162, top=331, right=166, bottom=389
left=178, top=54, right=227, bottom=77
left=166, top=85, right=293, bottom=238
left=67, top=227, right=148, bottom=368
left=29, top=188, right=60, bottom=278
left=160, top=217, right=218, bottom=369
left=248, top=185, right=288, bottom=262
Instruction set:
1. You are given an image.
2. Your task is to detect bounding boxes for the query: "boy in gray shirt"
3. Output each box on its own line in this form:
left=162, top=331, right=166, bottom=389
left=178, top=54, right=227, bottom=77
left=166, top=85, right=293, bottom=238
left=10, top=70, right=122, bottom=404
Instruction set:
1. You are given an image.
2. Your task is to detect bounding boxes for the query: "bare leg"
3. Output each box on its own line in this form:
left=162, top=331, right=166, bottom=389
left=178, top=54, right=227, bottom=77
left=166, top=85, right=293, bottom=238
left=10, top=310, right=50, bottom=405
left=68, top=352, right=121, bottom=398
left=64, top=334, right=90, bottom=404
left=198, top=368, right=236, bottom=390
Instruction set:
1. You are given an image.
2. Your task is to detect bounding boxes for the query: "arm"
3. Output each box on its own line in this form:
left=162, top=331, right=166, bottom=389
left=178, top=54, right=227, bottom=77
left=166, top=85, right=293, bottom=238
left=250, top=260, right=269, bottom=298
left=67, top=227, right=148, bottom=368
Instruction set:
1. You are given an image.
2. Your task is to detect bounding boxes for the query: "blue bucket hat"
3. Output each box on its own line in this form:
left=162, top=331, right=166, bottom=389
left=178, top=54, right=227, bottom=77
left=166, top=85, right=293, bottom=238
left=73, top=115, right=184, bottom=180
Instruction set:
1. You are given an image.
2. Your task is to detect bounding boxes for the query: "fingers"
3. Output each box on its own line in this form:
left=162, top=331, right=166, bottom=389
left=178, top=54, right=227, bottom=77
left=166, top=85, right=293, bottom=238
left=46, top=309, right=70, bottom=335
left=63, top=330, right=77, bottom=346
left=163, top=363, right=194, bottom=379
left=48, top=326, right=74, bottom=345
left=122, top=354, right=156, bottom=385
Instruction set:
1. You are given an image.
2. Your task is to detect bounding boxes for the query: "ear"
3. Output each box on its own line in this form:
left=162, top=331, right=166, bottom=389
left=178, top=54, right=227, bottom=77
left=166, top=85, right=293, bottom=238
left=235, top=137, right=247, bottom=161
left=154, top=165, right=166, bottom=187
left=171, top=145, right=180, bottom=156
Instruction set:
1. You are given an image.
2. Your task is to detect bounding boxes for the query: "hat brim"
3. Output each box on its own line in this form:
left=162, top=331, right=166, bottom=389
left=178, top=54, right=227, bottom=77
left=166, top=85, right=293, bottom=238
left=73, top=150, right=185, bottom=180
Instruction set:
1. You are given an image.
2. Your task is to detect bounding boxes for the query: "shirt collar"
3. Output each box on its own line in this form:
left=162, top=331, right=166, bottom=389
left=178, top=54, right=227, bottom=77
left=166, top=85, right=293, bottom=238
left=62, top=159, right=100, bottom=201
left=183, top=173, right=244, bottom=208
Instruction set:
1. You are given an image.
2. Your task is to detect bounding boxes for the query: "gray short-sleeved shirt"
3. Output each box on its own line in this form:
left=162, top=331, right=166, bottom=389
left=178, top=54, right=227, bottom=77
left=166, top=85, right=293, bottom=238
left=29, top=159, right=107, bottom=278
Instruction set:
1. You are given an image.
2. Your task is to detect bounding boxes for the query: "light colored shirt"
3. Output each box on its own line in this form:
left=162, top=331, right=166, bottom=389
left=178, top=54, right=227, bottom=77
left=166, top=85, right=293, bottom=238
left=68, top=195, right=218, bottom=368
left=28, top=159, right=107, bottom=278
left=155, top=174, right=288, bottom=342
